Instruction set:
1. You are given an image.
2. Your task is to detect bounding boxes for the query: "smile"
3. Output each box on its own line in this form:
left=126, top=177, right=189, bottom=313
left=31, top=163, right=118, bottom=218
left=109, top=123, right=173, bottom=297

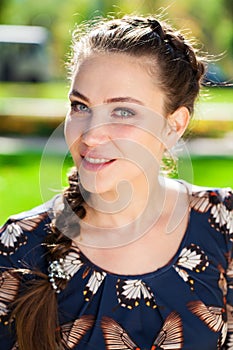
left=81, top=156, right=116, bottom=171
left=85, top=157, right=111, bottom=164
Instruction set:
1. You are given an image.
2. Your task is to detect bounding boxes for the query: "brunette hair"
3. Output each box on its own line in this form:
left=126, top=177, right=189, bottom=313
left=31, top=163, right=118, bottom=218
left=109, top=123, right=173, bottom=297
left=10, top=14, right=206, bottom=349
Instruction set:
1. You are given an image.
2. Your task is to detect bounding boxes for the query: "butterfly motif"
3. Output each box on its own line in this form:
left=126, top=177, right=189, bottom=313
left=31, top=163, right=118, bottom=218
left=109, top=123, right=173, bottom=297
left=190, top=189, right=233, bottom=236
left=0, top=213, right=47, bottom=255
left=226, top=303, right=233, bottom=333
left=217, top=322, right=228, bottom=349
left=116, top=278, right=157, bottom=310
left=101, top=311, right=183, bottom=349
left=83, top=270, right=107, bottom=302
left=173, top=243, right=209, bottom=290
left=190, top=190, right=219, bottom=213
left=226, top=259, right=233, bottom=295
left=225, top=334, right=233, bottom=350
left=226, top=259, right=233, bottom=281
left=188, top=300, right=226, bottom=332
left=62, top=247, right=107, bottom=302
left=224, top=304, right=233, bottom=348
left=188, top=300, right=228, bottom=348
left=62, top=248, right=84, bottom=277
left=173, top=266, right=195, bottom=291
left=0, top=271, right=20, bottom=324
left=217, top=264, right=227, bottom=299
left=10, top=315, right=95, bottom=350
left=60, top=315, right=95, bottom=349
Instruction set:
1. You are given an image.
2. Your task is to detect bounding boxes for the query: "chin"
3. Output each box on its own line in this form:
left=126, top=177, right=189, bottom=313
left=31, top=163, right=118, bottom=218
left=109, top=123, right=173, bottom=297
left=78, top=172, right=113, bottom=195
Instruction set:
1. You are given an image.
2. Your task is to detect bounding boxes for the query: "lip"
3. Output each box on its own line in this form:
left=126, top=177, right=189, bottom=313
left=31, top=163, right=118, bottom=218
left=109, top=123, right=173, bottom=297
left=81, top=156, right=116, bottom=172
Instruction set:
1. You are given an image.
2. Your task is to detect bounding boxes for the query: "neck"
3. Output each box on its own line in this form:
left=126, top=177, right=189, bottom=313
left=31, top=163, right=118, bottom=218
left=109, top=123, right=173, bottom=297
left=78, top=173, right=168, bottom=247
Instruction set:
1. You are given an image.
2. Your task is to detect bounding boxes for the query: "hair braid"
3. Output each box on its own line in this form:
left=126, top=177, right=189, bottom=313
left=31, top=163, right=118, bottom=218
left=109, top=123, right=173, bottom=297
left=44, top=168, right=88, bottom=290
left=10, top=168, right=86, bottom=350
left=104, top=15, right=204, bottom=78
left=71, top=15, right=206, bottom=114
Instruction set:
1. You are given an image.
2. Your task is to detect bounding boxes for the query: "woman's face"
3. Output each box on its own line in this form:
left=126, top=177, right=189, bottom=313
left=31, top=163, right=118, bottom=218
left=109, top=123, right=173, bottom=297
left=65, top=53, right=173, bottom=196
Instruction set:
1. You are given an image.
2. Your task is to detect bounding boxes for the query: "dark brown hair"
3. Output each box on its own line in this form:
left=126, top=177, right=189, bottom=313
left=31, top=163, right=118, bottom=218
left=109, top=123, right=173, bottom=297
left=10, top=14, right=206, bottom=349
left=69, top=15, right=206, bottom=115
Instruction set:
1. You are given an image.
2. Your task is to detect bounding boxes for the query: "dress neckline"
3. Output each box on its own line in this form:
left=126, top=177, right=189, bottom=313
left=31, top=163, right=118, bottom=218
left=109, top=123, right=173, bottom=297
left=71, top=206, right=193, bottom=280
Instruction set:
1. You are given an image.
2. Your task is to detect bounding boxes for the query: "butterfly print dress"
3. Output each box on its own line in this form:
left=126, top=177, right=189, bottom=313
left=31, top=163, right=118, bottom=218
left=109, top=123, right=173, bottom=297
left=0, top=186, right=232, bottom=349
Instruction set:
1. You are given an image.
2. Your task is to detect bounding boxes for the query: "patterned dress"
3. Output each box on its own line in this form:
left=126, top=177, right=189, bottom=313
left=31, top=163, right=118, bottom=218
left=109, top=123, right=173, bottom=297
left=0, top=185, right=232, bottom=349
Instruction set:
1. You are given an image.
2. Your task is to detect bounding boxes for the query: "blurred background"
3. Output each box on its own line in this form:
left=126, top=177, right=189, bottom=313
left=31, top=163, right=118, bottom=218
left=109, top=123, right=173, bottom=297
left=0, top=0, right=232, bottom=224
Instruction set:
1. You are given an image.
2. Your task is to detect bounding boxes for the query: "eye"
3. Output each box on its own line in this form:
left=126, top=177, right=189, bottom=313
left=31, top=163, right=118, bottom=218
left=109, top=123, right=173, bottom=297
left=112, top=107, right=135, bottom=119
left=70, top=101, right=91, bottom=115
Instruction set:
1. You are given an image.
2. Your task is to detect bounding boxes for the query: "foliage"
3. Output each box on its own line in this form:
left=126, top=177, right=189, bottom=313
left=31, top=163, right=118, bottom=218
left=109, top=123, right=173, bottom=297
left=0, top=152, right=232, bottom=225
left=0, top=83, right=232, bottom=102
left=0, top=82, right=69, bottom=98
left=0, top=153, right=72, bottom=224
left=0, top=0, right=232, bottom=78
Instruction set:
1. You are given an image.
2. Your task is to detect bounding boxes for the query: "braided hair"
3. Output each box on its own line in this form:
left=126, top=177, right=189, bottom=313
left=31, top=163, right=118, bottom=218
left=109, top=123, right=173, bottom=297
left=70, top=15, right=206, bottom=114
left=10, top=14, right=206, bottom=350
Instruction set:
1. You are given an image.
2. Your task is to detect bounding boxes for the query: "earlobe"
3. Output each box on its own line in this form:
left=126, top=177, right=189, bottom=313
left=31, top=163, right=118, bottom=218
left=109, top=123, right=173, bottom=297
left=165, top=107, right=190, bottom=149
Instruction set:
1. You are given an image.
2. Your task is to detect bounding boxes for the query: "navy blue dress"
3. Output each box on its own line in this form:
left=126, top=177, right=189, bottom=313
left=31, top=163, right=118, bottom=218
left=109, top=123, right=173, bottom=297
left=0, top=185, right=233, bottom=349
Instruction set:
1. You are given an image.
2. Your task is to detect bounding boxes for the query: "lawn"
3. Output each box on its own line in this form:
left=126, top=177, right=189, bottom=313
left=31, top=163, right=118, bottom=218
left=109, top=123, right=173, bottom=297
left=0, top=153, right=232, bottom=225
left=0, top=153, right=73, bottom=225
left=0, top=81, right=69, bottom=99
left=0, top=82, right=232, bottom=102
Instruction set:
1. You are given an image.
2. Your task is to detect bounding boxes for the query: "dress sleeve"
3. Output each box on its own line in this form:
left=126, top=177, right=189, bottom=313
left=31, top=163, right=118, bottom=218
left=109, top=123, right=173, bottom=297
left=0, top=217, right=26, bottom=349
left=190, top=186, right=233, bottom=349
left=222, top=188, right=233, bottom=349
left=0, top=207, right=51, bottom=349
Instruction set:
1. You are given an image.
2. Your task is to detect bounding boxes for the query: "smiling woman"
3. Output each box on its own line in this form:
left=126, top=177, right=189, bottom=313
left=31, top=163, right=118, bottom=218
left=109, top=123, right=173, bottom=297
left=0, top=14, right=233, bottom=350
left=65, top=53, right=171, bottom=199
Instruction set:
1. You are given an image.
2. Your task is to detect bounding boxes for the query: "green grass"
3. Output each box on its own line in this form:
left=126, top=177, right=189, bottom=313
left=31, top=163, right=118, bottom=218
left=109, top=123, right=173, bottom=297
left=0, top=82, right=232, bottom=103
left=0, top=153, right=232, bottom=225
left=0, top=153, right=73, bottom=225
left=178, top=156, right=233, bottom=188
left=0, top=82, right=69, bottom=99
left=199, top=86, right=233, bottom=103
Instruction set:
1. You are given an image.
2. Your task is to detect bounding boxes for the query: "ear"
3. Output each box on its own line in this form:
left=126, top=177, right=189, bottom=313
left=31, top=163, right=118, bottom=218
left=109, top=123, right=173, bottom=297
left=165, top=106, right=190, bottom=149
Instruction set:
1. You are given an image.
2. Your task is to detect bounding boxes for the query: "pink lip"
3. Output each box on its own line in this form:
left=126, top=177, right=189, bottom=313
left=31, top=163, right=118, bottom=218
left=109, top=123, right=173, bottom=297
left=81, top=156, right=116, bottom=172
left=81, top=153, right=111, bottom=160
left=79, top=144, right=115, bottom=160
left=80, top=149, right=112, bottom=159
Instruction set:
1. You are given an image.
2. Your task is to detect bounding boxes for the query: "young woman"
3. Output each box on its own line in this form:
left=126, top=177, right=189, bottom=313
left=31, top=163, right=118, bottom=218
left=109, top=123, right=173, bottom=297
left=0, top=14, right=232, bottom=350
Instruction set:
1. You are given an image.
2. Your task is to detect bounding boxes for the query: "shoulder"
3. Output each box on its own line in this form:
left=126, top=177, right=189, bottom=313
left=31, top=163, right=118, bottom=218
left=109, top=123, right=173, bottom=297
left=182, top=181, right=233, bottom=236
left=0, top=194, right=63, bottom=258
left=177, top=180, right=232, bottom=209
left=188, top=183, right=232, bottom=215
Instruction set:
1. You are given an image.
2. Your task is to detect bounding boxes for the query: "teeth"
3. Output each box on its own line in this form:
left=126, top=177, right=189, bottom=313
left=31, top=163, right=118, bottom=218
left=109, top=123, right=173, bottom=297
left=85, top=157, right=110, bottom=164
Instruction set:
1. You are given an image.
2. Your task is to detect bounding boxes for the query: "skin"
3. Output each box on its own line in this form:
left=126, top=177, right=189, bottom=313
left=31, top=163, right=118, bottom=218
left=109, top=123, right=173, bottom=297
left=64, top=52, right=191, bottom=274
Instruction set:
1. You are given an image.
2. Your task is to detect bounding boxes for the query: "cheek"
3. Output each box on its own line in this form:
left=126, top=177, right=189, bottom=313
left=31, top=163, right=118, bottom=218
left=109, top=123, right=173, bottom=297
left=115, top=127, right=165, bottom=156
left=64, top=117, right=85, bottom=167
left=64, top=116, right=84, bottom=150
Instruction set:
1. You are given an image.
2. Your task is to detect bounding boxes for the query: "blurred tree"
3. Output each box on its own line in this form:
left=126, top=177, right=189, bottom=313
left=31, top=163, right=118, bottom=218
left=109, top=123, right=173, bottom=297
left=223, top=0, right=233, bottom=17
left=0, top=0, right=232, bottom=78
left=0, top=0, right=8, bottom=22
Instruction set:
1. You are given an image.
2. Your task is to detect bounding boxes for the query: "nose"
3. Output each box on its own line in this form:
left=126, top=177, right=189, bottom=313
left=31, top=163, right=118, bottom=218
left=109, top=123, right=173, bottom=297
left=81, top=109, right=111, bottom=147
left=82, top=125, right=110, bottom=147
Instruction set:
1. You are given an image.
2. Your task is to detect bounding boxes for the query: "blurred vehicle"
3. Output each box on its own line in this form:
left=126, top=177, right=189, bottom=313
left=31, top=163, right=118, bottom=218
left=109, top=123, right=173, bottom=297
left=0, top=25, right=51, bottom=82
left=203, top=62, right=230, bottom=86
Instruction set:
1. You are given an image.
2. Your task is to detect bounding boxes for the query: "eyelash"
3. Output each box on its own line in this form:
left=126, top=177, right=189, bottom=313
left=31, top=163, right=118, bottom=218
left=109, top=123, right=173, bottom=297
left=70, top=101, right=91, bottom=113
left=70, top=102, right=136, bottom=119
left=111, top=108, right=135, bottom=119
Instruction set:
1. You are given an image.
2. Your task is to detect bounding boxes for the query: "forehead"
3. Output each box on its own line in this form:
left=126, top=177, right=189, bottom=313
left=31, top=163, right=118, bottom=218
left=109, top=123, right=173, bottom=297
left=71, top=53, right=164, bottom=109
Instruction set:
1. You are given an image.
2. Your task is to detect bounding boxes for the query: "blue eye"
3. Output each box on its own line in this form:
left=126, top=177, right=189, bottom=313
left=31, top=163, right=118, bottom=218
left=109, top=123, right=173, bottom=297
left=70, top=101, right=91, bottom=114
left=112, top=108, right=135, bottom=119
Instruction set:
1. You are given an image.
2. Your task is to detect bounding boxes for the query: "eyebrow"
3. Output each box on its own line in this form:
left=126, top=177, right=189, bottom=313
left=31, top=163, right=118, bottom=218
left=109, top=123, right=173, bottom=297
left=69, top=89, right=145, bottom=106
left=69, top=89, right=90, bottom=103
left=105, top=97, right=144, bottom=105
